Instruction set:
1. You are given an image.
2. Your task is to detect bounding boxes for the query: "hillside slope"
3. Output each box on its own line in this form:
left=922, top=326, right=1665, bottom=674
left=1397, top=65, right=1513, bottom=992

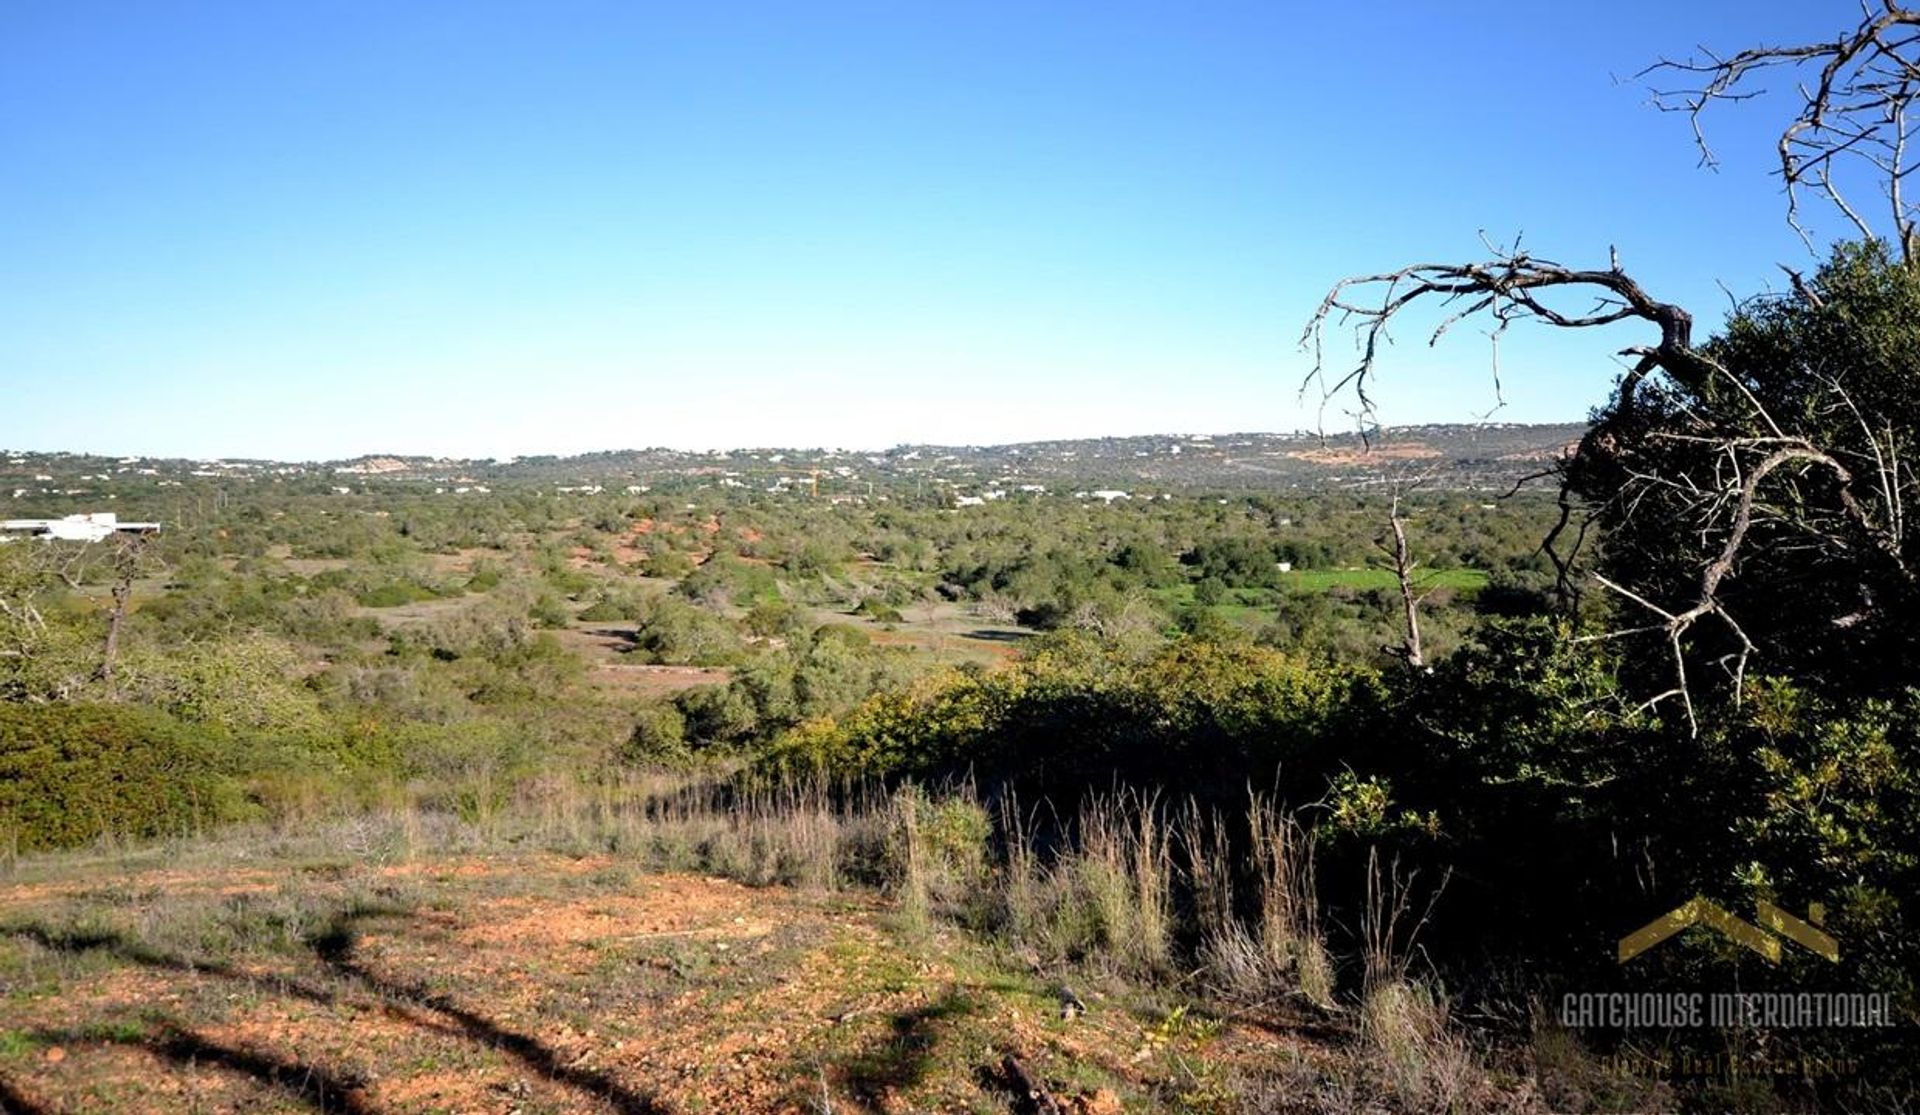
left=0, top=844, right=1386, bottom=1114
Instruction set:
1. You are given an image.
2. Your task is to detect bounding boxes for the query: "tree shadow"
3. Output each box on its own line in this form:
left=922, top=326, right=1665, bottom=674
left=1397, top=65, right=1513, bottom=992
left=24, top=1022, right=373, bottom=1114
left=306, top=908, right=669, bottom=1115
left=837, top=989, right=978, bottom=1105
left=6, top=906, right=669, bottom=1115
left=963, top=628, right=1033, bottom=643
left=2, top=923, right=337, bottom=1007
left=582, top=626, right=642, bottom=654
left=0, top=1073, right=55, bottom=1115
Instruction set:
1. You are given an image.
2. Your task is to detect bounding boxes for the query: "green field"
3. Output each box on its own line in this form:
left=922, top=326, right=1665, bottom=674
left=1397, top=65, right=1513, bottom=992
left=1154, top=568, right=1489, bottom=620
left=1282, top=567, right=1488, bottom=592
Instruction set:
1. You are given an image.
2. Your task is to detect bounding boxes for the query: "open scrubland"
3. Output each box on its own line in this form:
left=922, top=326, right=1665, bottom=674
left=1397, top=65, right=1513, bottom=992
left=3, top=393, right=1917, bottom=1112
left=0, top=786, right=1554, bottom=1115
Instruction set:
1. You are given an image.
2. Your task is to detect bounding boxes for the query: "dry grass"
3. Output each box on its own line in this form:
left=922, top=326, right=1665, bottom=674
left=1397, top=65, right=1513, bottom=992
left=1186, top=793, right=1336, bottom=1010
left=1352, top=846, right=1475, bottom=1111
left=0, top=775, right=1556, bottom=1114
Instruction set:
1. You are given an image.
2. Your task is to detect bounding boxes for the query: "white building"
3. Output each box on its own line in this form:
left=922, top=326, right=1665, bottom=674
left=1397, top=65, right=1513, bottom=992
left=0, top=513, right=161, bottom=543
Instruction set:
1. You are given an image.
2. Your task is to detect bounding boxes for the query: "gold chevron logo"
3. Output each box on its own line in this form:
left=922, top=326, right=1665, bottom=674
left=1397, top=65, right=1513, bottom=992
left=1618, top=897, right=1839, bottom=964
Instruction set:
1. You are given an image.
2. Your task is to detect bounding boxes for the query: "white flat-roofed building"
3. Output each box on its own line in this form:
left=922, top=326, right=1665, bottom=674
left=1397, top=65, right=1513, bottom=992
left=0, top=513, right=162, bottom=543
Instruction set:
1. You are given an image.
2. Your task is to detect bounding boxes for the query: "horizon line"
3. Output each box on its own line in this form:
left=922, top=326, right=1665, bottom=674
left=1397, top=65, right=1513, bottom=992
left=1, top=418, right=1591, bottom=468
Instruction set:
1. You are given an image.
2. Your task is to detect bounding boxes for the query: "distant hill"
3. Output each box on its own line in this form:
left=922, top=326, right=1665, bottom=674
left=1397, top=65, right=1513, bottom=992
left=2, top=422, right=1586, bottom=500
left=861, top=423, right=1586, bottom=491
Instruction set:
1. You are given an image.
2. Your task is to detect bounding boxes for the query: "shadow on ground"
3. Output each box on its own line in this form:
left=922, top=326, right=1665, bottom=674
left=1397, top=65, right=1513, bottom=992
left=0, top=1073, right=55, bottom=1115
left=963, top=629, right=1033, bottom=643
left=309, top=905, right=667, bottom=1115
left=15, top=1023, right=374, bottom=1114
left=3, top=902, right=671, bottom=1115
left=834, top=987, right=983, bottom=1108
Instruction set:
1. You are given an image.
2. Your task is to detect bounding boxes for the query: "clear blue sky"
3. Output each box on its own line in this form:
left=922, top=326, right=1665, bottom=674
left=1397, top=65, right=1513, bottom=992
left=0, top=1, right=1852, bottom=460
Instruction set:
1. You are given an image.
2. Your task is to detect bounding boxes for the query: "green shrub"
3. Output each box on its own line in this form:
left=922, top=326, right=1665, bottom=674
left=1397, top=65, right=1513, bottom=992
left=577, top=594, right=632, bottom=622
left=744, top=597, right=806, bottom=638
left=0, top=704, right=246, bottom=851
left=464, top=559, right=505, bottom=592
left=631, top=597, right=745, bottom=666
left=530, top=591, right=573, bottom=628
left=645, top=549, right=696, bottom=579
left=854, top=598, right=905, bottom=624
left=813, top=623, right=870, bottom=649
left=626, top=704, right=690, bottom=763
left=770, top=635, right=1384, bottom=799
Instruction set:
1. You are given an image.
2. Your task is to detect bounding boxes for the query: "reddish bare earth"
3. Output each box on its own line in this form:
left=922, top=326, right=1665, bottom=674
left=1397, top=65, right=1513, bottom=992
left=0, top=851, right=1340, bottom=1113
left=1283, top=444, right=1442, bottom=466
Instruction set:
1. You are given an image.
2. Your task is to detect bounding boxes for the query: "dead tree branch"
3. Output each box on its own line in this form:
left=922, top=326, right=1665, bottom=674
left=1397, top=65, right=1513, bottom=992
left=1300, top=249, right=1726, bottom=429
left=1643, top=2, right=1920, bottom=263
left=1374, top=481, right=1437, bottom=670
left=1302, top=243, right=1914, bottom=731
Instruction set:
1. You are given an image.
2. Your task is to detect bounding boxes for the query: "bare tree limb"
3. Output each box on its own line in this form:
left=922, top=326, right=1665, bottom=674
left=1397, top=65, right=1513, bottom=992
left=1643, top=2, right=1920, bottom=263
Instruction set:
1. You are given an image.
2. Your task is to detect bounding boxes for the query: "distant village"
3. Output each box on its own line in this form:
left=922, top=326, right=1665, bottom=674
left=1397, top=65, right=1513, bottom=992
left=0, top=423, right=1582, bottom=515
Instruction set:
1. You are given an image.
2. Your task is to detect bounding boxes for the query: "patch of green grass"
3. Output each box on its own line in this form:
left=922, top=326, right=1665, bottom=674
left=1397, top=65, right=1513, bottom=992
left=78, top=1018, right=150, bottom=1044
left=587, top=865, right=638, bottom=891
left=1149, top=585, right=1275, bottom=623
left=1283, top=567, right=1488, bottom=593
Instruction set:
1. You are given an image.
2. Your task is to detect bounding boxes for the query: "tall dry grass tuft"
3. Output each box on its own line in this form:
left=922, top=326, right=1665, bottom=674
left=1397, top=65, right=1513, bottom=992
left=767, top=779, right=844, bottom=892
left=1252, top=793, right=1333, bottom=1009
left=1356, top=845, right=1469, bottom=1109
left=888, top=784, right=931, bottom=934
left=989, top=790, right=1173, bottom=975
left=998, top=793, right=1044, bottom=942
left=438, top=768, right=901, bottom=893
left=1183, top=793, right=1332, bottom=1007
left=1130, top=793, right=1172, bottom=970
left=1359, top=845, right=1447, bottom=994
left=1075, top=794, right=1139, bottom=961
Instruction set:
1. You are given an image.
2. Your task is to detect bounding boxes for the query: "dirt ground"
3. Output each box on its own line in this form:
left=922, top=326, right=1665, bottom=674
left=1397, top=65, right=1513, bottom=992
left=0, top=852, right=1334, bottom=1114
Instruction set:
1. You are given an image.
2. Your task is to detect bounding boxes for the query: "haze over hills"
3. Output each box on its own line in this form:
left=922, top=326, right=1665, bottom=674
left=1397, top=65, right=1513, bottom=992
left=4, top=422, right=1585, bottom=505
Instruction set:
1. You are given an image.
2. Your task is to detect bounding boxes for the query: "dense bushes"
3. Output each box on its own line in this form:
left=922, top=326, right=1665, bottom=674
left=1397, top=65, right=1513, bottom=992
left=628, top=596, right=745, bottom=665
left=0, top=704, right=246, bottom=851
left=756, top=615, right=1917, bottom=1069
left=761, top=632, right=1386, bottom=801
left=634, top=626, right=931, bottom=759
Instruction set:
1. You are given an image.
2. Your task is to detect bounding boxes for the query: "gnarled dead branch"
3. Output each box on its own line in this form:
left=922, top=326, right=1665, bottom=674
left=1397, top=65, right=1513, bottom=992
left=1301, top=242, right=1913, bottom=731
left=1643, top=1, right=1920, bottom=263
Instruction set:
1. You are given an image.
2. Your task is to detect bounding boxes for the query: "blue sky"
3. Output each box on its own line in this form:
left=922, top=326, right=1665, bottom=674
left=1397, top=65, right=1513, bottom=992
left=0, top=1, right=1855, bottom=459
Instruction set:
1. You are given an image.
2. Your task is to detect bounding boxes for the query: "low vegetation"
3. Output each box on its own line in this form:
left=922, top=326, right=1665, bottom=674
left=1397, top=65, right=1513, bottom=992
left=10, top=7, right=1920, bottom=1102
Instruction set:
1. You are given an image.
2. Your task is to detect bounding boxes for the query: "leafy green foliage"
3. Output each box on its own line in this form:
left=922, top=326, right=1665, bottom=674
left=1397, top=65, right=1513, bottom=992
left=628, top=596, right=745, bottom=666
left=762, top=633, right=1385, bottom=800
left=1573, top=242, right=1920, bottom=705
left=0, top=704, right=245, bottom=850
